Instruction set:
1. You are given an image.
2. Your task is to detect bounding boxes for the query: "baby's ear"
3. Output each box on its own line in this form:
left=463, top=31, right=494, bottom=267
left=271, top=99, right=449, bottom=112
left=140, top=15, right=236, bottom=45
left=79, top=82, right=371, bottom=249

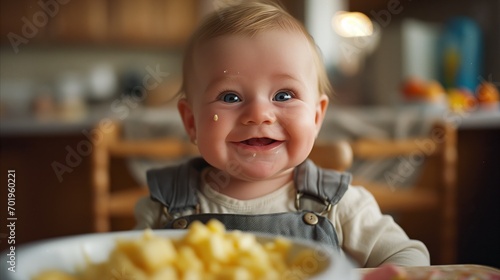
left=314, top=94, right=329, bottom=134
left=177, top=98, right=197, bottom=142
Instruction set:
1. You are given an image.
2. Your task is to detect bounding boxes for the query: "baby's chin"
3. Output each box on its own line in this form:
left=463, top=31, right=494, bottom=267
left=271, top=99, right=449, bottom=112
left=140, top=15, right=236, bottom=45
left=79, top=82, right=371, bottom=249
left=202, top=148, right=302, bottom=181
left=225, top=156, right=295, bottom=180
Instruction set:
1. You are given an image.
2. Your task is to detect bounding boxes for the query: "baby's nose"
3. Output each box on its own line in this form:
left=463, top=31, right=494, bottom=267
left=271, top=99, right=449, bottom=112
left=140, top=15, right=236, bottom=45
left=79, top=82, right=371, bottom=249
left=240, top=99, right=276, bottom=125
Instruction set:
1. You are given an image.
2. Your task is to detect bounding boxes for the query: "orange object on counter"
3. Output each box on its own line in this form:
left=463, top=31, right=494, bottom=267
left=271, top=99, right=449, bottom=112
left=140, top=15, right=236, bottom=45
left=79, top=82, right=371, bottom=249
left=402, top=77, right=427, bottom=99
left=401, top=78, right=446, bottom=102
left=448, top=88, right=477, bottom=112
left=476, top=82, right=500, bottom=104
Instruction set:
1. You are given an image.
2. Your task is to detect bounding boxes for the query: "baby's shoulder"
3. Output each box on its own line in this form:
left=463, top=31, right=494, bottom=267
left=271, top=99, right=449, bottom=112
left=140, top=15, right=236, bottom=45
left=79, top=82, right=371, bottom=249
left=335, top=185, right=379, bottom=217
left=341, top=185, right=376, bottom=202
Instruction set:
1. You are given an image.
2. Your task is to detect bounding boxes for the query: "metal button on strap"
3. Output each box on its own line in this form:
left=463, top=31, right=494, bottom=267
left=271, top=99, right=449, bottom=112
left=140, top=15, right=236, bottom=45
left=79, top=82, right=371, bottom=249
left=303, top=212, right=318, bottom=225
left=172, top=218, right=188, bottom=229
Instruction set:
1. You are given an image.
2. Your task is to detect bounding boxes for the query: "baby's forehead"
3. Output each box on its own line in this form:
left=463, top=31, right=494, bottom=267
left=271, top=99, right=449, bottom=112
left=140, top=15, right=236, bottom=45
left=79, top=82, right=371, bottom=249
left=194, top=32, right=314, bottom=73
left=192, top=30, right=314, bottom=64
left=182, top=29, right=322, bottom=98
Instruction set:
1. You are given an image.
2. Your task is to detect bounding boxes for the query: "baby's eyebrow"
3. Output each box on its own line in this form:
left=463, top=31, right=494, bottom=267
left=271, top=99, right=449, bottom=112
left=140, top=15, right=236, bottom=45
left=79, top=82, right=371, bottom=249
left=204, top=75, right=240, bottom=93
left=271, top=73, right=304, bottom=85
left=272, top=73, right=308, bottom=91
left=271, top=73, right=297, bottom=80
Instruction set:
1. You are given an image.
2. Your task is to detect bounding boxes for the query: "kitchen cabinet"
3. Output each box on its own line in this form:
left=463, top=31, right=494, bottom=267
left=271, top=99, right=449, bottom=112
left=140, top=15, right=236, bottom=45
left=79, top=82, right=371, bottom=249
left=50, top=0, right=108, bottom=44
left=0, top=133, right=95, bottom=252
left=108, top=0, right=198, bottom=47
left=0, top=0, right=52, bottom=48
left=455, top=128, right=500, bottom=268
left=0, top=0, right=199, bottom=48
left=0, top=131, right=141, bottom=253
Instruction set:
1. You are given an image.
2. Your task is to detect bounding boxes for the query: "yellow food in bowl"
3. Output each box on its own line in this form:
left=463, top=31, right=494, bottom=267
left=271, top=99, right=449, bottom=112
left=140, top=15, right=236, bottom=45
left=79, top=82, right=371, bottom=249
left=33, top=219, right=321, bottom=280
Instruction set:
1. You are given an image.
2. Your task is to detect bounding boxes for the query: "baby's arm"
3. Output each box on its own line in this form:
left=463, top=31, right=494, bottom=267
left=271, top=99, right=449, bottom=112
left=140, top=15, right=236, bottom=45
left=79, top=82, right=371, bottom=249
left=336, top=186, right=430, bottom=268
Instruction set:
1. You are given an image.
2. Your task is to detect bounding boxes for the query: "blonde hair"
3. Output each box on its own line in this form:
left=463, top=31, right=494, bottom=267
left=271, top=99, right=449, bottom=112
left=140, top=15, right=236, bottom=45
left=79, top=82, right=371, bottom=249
left=180, top=0, right=332, bottom=99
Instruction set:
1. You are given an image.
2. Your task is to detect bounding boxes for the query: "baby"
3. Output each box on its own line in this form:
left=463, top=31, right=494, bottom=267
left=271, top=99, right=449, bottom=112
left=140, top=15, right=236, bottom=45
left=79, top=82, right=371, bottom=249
left=135, top=0, right=429, bottom=268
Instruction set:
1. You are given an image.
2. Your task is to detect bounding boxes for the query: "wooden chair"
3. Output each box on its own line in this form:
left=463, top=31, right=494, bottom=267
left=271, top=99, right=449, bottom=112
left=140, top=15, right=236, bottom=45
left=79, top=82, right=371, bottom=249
left=91, top=121, right=197, bottom=232
left=309, top=121, right=457, bottom=265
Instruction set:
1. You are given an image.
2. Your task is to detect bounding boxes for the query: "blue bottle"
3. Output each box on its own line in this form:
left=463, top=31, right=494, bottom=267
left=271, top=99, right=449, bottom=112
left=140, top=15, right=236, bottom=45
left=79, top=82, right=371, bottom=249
left=438, top=17, right=483, bottom=93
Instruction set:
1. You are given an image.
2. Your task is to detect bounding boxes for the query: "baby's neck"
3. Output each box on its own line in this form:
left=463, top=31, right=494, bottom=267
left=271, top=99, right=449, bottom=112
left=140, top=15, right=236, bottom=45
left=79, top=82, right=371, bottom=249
left=204, top=167, right=293, bottom=200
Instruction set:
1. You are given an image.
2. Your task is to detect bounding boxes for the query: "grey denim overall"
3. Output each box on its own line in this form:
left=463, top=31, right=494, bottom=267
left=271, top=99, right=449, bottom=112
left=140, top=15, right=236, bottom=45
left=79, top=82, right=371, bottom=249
left=147, top=157, right=351, bottom=251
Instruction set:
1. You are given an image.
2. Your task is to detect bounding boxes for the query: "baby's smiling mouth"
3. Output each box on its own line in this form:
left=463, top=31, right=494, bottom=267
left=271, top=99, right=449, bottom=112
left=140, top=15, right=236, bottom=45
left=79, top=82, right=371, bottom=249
left=241, top=138, right=277, bottom=146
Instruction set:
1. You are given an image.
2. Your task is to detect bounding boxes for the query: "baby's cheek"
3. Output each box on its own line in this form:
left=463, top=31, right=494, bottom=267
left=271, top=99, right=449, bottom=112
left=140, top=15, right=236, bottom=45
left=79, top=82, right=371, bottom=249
left=197, top=142, right=226, bottom=170
left=284, top=118, right=317, bottom=159
left=283, top=110, right=317, bottom=137
left=280, top=104, right=315, bottom=125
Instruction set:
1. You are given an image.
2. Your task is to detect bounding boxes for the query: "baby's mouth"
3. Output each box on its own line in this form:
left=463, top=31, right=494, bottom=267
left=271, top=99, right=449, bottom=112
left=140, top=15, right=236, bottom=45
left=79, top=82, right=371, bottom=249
left=234, top=137, right=284, bottom=159
left=241, top=138, right=277, bottom=146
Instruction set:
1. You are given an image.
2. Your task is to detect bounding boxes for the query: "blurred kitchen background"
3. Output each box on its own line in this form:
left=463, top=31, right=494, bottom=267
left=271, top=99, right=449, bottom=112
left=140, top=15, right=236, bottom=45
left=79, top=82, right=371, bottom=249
left=1, top=0, right=499, bottom=268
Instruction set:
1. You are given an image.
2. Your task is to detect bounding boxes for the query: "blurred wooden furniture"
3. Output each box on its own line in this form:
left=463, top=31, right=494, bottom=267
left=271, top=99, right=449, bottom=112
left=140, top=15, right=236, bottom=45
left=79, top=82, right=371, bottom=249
left=91, top=121, right=197, bottom=232
left=310, top=121, right=457, bottom=265
left=0, top=0, right=199, bottom=47
left=309, top=140, right=353, bottom=172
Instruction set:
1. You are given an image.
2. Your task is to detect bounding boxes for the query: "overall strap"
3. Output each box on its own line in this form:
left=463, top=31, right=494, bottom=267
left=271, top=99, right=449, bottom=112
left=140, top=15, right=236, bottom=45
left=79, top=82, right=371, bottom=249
left=146, top=157, right=208, bottom=213
left=294, top=159, right=352, bottom=214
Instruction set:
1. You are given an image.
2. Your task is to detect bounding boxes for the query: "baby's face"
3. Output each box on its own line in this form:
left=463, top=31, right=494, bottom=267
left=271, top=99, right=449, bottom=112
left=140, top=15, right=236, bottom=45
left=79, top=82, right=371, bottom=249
left=179, top=29, right=328, bottom=182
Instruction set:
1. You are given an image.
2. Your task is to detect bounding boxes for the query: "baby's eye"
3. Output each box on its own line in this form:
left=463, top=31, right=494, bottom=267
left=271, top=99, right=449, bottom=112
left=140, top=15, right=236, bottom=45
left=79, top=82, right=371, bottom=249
left=273, top=91, right=293, bottom=102
left=219, top=92, right=241, bottom=103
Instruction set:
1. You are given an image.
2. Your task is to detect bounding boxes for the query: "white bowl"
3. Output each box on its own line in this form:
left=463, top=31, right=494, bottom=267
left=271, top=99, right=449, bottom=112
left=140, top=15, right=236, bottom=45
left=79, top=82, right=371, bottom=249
left=1, top=230, right=360, bottom=280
